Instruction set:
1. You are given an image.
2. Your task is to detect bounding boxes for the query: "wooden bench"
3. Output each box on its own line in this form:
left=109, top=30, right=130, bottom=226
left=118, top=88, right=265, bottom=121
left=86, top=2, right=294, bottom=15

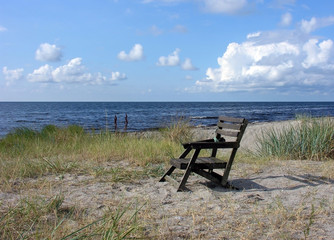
left=159, top=116, right=248, bottom=191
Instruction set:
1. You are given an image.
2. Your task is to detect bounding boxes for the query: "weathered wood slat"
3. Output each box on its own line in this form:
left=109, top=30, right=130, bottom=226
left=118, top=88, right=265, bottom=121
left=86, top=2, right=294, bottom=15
left=216, top=129, right=239, bottom=137
left=217, top=122, right=242, bottom=130
left=188, top=141, right=239, bottom=149
left=170, top=157, right=227, bottom=170
left=193, top=169, right=223, bottom=184
left=219, top=116, right=245, bottom=123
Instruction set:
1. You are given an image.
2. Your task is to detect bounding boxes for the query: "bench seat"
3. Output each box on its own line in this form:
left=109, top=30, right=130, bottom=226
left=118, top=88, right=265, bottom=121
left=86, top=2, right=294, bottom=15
left=170, top=157, right=227, bottom=169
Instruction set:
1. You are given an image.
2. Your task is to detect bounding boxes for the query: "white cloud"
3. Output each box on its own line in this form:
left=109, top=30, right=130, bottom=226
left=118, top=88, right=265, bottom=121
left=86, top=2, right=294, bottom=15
left=157, top=49, right=180, bottom=66
left=52, top=58, right=90, bottom=83
left=35, top=43, right=62, bottom=62
left=111, top=71, right=127, bottom=81
left=280, top=12, right=292, bottom=26
left=194, top=18, right=334, bottom=93
left=181, top=58, right=198, bottom=70
left=302, top=39, right=333, bottom=69
left=27, top=58, right=124, bottom=85
left=247, top=31, right=261, bottom=39
left=157, top=49, right=198, bottom=71
left=3, top=67, right=24, bottom=86
left=300, top=16, right=334, bottom=33
left=0, top=26, right=7, bottom=32
left=202, top=0, right=247, bottom=14
left=118, top=44, right=144, bottom=61
left=27, top=64, right=54, bottom=83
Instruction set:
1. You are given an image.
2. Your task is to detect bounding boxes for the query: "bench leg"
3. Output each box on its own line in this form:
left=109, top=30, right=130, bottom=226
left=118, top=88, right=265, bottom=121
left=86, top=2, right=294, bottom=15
left=177, top=149, right=200, bottom=191
left=221, top=148, right=238, bottom=186
left=179, top=146, right=192, bottom=158
left=159, top=166, right=176, bottom=182
left=159, top=147, right=191, bottom=182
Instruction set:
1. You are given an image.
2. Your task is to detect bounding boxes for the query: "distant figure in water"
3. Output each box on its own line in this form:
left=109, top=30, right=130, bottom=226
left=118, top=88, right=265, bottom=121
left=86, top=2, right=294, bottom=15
left=114, top=115, right=117, bottom=131
left=124, top=114, right=128, bottom=131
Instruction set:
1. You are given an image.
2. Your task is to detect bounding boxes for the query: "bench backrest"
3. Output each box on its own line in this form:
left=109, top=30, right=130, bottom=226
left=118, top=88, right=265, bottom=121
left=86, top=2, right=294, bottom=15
left=216, top=116, right=248, bottom=143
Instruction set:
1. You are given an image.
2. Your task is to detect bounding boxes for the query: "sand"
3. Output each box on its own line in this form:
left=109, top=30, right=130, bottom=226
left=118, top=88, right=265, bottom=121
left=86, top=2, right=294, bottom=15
left=1, top=119, right=334, bottom=239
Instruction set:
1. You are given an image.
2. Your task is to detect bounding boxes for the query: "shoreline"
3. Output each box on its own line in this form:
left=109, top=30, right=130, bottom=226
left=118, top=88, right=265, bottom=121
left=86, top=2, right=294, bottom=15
left=0, top=118, right=315, bottom=152
left=1, top=116, right=333, bottom=140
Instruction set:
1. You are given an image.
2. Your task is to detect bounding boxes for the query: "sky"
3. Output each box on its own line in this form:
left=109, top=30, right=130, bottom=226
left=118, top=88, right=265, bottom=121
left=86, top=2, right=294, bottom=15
left=1, top=0, right=334, bottom=102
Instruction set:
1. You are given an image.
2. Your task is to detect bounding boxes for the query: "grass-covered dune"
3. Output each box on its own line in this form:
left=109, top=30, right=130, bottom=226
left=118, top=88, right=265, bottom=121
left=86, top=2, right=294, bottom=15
left=1, top=116, right=334, bottom=239
left=0, top=121, right=194, bottom=182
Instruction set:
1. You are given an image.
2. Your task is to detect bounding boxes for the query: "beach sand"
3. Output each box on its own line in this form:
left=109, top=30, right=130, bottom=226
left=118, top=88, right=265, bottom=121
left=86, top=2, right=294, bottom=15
left=1, top=119, right=334, bottom=239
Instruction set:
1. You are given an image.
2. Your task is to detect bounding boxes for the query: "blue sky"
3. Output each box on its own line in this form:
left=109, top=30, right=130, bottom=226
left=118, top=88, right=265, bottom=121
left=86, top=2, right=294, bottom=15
left=1, top=0, right=334, bottom=101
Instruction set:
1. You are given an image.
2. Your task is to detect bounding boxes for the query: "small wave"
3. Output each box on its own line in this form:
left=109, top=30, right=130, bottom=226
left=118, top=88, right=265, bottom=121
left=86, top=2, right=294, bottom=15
left=36, top=118, right=49, bottom=121
left=56, top=118, right=69, bottom=122
left=30, top=112, right=50, bottom=115
left=16, top=120, right=36, bottom=123
left=190, top=116, right=218, bottom=120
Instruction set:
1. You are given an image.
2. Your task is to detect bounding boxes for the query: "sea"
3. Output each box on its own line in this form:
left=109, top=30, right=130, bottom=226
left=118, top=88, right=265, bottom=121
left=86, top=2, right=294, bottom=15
left=0, top=102, right=333, bottom=138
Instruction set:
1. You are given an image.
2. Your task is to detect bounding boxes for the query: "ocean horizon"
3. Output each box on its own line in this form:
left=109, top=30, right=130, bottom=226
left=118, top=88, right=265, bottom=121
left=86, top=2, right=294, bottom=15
left=1, top=101, right=333, bottom=138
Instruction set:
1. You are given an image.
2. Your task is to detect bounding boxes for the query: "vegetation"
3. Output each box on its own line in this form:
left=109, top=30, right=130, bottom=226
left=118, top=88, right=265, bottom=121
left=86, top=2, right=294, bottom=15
left=159, top=116, right=193, bottom=143
left=0, top=195, right=143, bottom=239
left=1, top=117, right=334, bottom=239
left=0, top=120, right=191, bottom=239
left=255, top=116, right=334, bottom=160
left=0, top=121, right=192, bottom=182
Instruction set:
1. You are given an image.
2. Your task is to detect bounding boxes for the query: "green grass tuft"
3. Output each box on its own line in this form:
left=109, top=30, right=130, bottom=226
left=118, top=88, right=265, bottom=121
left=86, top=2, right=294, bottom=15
left=255, top=116, right=334, bottom=160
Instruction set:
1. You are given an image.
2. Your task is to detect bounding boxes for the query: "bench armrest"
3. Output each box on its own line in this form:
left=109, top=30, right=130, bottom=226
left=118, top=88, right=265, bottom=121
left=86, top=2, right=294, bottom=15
left=184, top=141, right=239, bottom=149
left=182, top=139, right=214, bottom=148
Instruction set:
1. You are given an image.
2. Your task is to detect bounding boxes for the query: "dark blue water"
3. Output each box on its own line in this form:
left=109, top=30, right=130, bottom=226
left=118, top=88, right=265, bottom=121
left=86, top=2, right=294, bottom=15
left=0, top=102, right=333, bottom=138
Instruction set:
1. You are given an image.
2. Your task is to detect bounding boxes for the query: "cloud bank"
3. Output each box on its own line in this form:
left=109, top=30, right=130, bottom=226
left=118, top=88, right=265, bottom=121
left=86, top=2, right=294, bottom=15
left=27, top=58, right=125, bottom=85
left=194, top=16, right=334, bottom=94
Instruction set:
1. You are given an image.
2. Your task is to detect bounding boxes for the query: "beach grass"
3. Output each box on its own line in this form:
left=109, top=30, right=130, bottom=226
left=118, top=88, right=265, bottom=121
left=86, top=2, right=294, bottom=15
left=0, top=121, right=190, bottom=183
left=255, top=116, right=334, bottom=161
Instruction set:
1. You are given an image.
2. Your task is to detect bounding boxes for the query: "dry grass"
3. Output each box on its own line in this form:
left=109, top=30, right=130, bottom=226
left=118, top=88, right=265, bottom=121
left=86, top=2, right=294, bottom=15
left=0, top=194, right=145, bottom=239
left=141, top=191, right=334, bottom=240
